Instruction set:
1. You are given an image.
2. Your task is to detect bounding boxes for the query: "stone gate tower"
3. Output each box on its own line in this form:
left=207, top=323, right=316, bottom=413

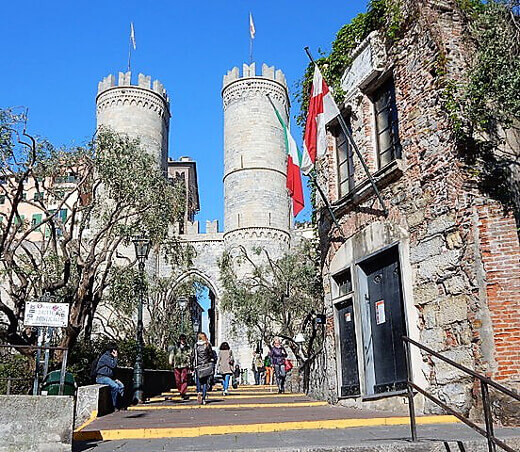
left=222, top=63, right=292, bottom=256
left=220, top=63, right=293, bottom=365
left=96, top=71, right=170, bottom=172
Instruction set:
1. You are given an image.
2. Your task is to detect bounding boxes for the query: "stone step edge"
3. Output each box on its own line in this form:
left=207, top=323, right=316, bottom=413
left=73, top=415, right=458, bottom=441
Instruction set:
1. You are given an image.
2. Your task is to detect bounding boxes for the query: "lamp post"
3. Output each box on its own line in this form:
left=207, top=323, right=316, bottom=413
left=178, top=297, right=188, bottom=334
left=193, top=318, right=200, bottom=336
left=132, top=233, right=151, bottom=404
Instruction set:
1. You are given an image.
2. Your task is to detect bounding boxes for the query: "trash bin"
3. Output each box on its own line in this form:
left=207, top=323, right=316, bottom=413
left=41, top=370, right=76, bottom=396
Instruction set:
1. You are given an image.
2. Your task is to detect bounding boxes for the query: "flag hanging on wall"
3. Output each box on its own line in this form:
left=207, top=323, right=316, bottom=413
left=302, top=64, right=340, bottom=174
left=270, top=101, right=305, bottom=216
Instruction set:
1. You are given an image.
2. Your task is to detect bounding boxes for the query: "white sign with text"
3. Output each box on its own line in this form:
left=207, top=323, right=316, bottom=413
left=24, top=302, right=70, bottom=328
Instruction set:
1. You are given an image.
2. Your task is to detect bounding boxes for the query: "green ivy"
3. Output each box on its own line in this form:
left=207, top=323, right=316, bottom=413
left=297, top=0, right=520, bottom=220
left=296, top=0, right=403, bottom=127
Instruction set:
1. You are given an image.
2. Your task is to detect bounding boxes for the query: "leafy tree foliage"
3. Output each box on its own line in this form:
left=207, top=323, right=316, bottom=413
left=0, top=109, right=185, bottom=351
left=100, top=268, right=206, bottom=350
left=219, top=239, right=323, bottom=364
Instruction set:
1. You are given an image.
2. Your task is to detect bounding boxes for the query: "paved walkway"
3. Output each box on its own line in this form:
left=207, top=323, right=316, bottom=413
left=73, top=385, right=520, bottom=451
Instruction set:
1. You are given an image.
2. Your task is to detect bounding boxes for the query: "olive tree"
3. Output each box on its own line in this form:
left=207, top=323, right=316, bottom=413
left=0, top=109, right=184, bottom=350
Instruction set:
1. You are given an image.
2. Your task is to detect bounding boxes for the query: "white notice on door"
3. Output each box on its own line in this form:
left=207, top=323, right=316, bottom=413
left=375, top=300, right=385, bottom=325
left=345, top=312, right=352, bottom=322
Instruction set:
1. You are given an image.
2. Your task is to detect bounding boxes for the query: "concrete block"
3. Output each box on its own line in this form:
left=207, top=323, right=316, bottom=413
left=0, top=395, right=74, bottom=452
left=416, top=249, right=460, bottom=280
left=432, top=347, right=474, bottom=384
left=443, top=275, right=467, bottom=295
left=427, top=214, right=456, bottom=235
left=413, top=282, right=440, bottom=305
left=75, top=384, right=111, bottom=428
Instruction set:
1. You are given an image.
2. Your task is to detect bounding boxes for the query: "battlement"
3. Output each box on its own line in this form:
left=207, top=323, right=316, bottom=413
left=185, top=220, right=220, bottom=235
left=97, top=71, right=168, bottom=100
left=222, top=63, right=287, bottom=90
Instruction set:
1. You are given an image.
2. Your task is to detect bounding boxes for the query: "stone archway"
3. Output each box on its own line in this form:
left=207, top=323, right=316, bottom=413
left=172, top=268, right=221, bottom=346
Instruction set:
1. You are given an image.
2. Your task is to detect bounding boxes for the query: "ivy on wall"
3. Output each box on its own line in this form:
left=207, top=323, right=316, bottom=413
left=297, top=0, right=520, bottom=219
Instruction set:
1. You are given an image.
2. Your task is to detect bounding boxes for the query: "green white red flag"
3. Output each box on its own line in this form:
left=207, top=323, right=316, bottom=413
left=302, top=64, right=340, bottom=174
left=271, top=102, right=304, bottom=217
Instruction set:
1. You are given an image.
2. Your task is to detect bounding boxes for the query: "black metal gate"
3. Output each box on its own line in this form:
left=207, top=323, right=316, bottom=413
left=337, top=300, right=360, bottom=397
left=363, top=247, right=407, bottom=394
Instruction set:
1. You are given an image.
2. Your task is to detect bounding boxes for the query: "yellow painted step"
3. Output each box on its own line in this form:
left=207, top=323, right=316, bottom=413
left=157, top=393, right=305, bottom=400
left=74, top=415, right=460, bottom=441
left=130, top=401, right=328, bottom=411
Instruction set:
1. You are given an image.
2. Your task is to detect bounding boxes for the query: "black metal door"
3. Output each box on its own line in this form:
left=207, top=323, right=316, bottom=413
left=337, top=300, right=360, bottom=397
left=364, top=248, right=407, bottom=394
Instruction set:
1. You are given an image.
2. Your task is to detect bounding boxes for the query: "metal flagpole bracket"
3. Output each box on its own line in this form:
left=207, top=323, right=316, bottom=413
left=303, top=47, right=389, bottom=217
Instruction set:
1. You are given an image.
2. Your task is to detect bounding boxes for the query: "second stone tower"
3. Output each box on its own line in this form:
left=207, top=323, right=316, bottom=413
left=222, top=63, right=292, bottom=256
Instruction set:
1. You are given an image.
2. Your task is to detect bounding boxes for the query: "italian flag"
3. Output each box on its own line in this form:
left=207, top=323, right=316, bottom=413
left=302, top=64, right=340, bottom=174
left=271, top=102, right=305, bottom=217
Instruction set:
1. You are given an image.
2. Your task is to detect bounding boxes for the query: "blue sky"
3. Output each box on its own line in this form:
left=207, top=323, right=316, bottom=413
left=1, top=0, right=367, bottom=227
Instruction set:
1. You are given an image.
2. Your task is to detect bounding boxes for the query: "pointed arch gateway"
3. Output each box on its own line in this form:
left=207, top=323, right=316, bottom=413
left=172, top=268, right=220, bottom=346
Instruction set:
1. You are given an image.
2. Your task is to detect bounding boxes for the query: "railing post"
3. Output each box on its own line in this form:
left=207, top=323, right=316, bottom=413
left=58, top=349, right=68, bottom=396
left=481, top=380, right=496, bottom=452
left=6, top=377, right=11, bottom=395
left=404, top=338, right=417, bottom=442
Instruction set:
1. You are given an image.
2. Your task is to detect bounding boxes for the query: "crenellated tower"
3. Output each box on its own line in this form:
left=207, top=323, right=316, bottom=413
left=96, top=71, right=170, bottom=172
left=222, top=63, right=292, bottom=257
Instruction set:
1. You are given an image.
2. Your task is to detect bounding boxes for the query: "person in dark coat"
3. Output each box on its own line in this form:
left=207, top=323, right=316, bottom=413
left=95, top=343, right=124, bottom=409
left=269, top=338, right=288, bottom=393
left=193, top=332, right=214, bottom=404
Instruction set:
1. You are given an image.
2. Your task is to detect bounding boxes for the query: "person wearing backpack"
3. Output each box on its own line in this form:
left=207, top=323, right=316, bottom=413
left=193, top=332, right=214, bottom=405
left=94, top=344, right=124, bottom=410
left=251, top=350, right=264, bottom=385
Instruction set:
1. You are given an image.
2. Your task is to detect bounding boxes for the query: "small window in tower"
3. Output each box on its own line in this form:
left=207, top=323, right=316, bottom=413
left=237, top=213, right=241, bottom=228
left=268, top=212, right=272, bottom=226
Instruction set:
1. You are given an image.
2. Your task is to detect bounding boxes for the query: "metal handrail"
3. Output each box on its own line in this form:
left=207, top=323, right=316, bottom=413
left=0, top=343, right=69, bottom=396
left=403, top=336, right=519, bottom=452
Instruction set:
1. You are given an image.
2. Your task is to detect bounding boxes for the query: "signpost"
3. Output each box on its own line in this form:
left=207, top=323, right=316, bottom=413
left=23, top=293, right=70, bottom=395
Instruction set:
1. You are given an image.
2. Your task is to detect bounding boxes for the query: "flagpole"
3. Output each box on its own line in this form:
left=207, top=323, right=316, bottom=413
left=128, top=37, right=132, bottom=72
left=304, top=47, right=388, bottom=217
left=249, top=36, right=253, bottom=64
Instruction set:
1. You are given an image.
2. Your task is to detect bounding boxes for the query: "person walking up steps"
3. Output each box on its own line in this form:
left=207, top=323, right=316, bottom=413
left=193, top=332, right=214, bottom=405
left=252, top=350, right=264, bottom=385
left=216, top=342, right=234, bottom=395
left=269, top=338, right=288, bottom=393
left=168, top=334, right=191, bottom=400
left=264, top=353, right=273, bottom=385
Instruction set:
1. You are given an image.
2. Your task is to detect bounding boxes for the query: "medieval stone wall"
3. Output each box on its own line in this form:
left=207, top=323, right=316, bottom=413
left=310, top=0, right=520, bottom=416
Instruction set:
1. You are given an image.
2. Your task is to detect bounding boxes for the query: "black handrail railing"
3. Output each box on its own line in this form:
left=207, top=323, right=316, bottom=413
left=0, top=344, right=69, bottom=395
left=403, top=336, right=520, bottom=452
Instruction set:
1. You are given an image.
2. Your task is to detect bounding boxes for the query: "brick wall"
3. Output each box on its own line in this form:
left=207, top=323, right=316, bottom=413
left=309, top=0, right=520, bottom=415
left=477, top=202, right=520, bottom=381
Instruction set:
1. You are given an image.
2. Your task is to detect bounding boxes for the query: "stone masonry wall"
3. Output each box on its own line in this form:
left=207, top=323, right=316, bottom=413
left=308, top=0, right=520, bottom=416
